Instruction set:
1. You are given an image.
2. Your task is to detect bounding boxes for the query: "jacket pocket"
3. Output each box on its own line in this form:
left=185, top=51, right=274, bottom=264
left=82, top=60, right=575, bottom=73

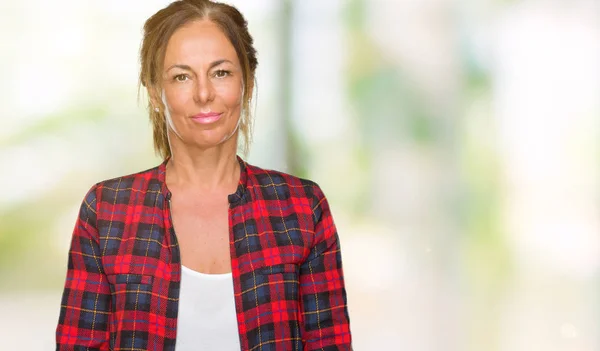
left=242, top=263, right=303, bottom=349
left=107, top=273, right=154, bottom=285
left=241, top=263, right=301, bottom=307
left=106, top=273, right=155, bottom=350
left=255, top=263, right=299, bottom=275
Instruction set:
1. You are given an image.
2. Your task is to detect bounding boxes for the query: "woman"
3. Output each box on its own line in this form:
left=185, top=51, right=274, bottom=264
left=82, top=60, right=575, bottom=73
left=55, top=1, right=352, bottom=350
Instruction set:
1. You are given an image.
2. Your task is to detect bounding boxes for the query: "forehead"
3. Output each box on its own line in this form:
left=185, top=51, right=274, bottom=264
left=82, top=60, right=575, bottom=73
left=164, top=19, right=239, bottom=67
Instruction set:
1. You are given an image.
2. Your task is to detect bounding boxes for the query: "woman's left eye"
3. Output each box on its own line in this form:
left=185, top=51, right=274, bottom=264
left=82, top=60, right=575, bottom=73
left=214, top=70, right=231, bottom=78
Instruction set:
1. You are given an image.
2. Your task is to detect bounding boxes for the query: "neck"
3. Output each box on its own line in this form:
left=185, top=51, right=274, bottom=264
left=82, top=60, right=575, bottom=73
left=165, top=137, right=240, bottom=194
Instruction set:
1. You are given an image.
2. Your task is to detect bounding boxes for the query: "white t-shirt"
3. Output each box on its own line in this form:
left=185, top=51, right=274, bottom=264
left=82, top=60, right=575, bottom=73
left=175, top=265, right=241, bottom=350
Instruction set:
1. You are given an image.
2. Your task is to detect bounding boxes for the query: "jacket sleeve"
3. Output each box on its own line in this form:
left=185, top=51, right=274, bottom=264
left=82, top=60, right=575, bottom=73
left=300, top=184, right=353, bottom=350
left=56, top=185, right=111, bottom=350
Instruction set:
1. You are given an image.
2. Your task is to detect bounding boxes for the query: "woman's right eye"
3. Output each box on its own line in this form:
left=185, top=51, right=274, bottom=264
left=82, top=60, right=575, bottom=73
left=174, top=74, right=189, bottom=82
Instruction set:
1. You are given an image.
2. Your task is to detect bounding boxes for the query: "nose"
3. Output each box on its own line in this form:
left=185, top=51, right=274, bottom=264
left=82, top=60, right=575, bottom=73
left=194, top=74, right=215, bottom=104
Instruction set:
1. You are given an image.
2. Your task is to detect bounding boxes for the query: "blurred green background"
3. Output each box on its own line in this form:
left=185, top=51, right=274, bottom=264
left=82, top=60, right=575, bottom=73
left=0, top=0, right=598, bottom=350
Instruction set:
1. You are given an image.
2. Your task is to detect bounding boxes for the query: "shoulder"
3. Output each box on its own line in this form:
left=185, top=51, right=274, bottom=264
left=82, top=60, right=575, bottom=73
left=85, top=163, right=165, bottom=206
left=244, top=162, right=327, bottom=209
left=95, top=164, right=162, bottom=190
left=245, top=162, right=314, bottom=186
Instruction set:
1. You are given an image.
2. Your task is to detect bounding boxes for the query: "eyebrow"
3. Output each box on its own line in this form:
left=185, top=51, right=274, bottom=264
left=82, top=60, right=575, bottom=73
left=166, top=59, right=232, bottom=72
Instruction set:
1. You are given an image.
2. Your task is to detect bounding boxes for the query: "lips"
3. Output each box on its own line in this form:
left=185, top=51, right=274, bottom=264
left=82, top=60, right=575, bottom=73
left=191, top=112, right=222, bottom=124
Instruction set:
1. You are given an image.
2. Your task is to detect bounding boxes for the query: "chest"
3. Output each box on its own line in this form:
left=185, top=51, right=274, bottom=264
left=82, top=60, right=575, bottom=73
left=169, top=193, right=232, bottom=273
left=97, top=192, right=311, bottom=277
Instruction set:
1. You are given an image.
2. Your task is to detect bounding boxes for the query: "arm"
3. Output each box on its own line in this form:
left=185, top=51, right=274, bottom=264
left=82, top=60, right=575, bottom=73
left=56, top=185, right=111, bottom=350
left=300, top=184, right=352, bottom=351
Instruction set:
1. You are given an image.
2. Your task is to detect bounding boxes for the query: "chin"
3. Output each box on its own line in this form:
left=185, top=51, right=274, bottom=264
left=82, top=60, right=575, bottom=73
left=188, top=130, right=238, bottom=150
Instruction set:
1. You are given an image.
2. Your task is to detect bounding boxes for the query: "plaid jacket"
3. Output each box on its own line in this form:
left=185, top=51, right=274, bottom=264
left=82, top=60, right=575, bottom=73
left=56, top=157, right=352, bottom=351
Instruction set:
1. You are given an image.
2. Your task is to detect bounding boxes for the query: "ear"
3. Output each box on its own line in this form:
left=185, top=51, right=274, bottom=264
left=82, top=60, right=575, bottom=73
left=147, top=84, right=163, bottom=111
left=247, top=77, right=255, bottom=99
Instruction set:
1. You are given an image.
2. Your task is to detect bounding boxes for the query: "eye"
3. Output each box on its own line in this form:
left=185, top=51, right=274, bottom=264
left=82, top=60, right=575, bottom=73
left=173, top=74, right=189, bottom=82
left=214, top=69, right=231, bottom=78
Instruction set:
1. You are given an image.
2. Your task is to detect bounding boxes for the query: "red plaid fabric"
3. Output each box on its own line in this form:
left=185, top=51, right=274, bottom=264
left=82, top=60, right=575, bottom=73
left=56, top=157, right=352, bottom=350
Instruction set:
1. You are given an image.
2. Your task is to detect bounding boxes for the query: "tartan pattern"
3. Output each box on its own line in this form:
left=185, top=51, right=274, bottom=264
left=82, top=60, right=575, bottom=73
left=56, top=157, right=352, bottom=350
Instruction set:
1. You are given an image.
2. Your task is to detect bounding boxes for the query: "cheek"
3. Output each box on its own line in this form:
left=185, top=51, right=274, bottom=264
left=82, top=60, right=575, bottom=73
left=164, top=85, right=194, bottom=113
left=215, top=82, right=243, bottom=109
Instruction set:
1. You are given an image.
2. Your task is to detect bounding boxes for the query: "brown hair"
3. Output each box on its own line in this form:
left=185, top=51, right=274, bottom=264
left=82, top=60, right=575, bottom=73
left=139, top=0, right=258, bottom=160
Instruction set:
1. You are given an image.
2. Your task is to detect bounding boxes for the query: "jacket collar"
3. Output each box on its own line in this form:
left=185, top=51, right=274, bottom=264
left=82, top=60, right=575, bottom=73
left=156, top=155, right=249, bottom=204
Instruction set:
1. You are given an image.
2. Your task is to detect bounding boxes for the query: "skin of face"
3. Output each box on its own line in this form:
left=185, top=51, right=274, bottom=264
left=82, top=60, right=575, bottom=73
left=161, top=19, right=244, bottom=153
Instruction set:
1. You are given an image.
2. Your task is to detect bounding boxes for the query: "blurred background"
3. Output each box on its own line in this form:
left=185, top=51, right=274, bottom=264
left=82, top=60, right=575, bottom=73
left=0, top=0, right=598, bottom=350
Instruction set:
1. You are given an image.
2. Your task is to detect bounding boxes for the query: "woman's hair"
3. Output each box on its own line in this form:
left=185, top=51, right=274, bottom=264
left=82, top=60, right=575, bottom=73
left=139, top=0, right=258, bottom=160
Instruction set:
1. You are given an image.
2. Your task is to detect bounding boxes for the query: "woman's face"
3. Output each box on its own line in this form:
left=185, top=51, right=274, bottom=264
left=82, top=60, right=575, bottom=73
left=161, top=19, right=244, bottom=152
